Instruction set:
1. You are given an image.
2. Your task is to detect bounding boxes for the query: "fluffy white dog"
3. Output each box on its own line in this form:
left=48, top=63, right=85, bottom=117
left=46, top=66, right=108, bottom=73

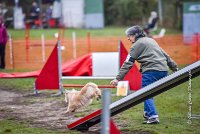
left=64, top=82, right=102, bottom=113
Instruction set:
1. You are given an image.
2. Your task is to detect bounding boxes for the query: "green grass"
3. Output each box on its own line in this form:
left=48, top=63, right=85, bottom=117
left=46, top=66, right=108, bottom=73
left=152, top=27, right=182, bottom=35
left=0, top=75, right=199, bottom=133
left=7, top=26, right=182, bottom=40
left=0, top=78, right=35, bottom=91
left=7, top=27, right=127, bottom=39
left=115, top=76, right=200, bottom=134
left=0, top=119, right=78, bottom=134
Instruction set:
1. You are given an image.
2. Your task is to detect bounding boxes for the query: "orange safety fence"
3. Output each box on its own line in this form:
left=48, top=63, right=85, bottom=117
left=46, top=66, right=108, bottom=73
left=5, top=34, right=199, bottom=70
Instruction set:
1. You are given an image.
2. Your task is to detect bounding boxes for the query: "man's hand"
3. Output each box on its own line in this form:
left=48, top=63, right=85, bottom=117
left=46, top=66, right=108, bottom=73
left=110, top=79, right=119, bottom=87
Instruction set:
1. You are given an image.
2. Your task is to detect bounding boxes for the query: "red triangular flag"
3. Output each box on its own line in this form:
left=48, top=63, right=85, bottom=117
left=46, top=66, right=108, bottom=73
left=35, top=44, right=59, bottom=89
left=110, top=119, right=121, bottom=134
left=120, top=41, right=142, bottom=90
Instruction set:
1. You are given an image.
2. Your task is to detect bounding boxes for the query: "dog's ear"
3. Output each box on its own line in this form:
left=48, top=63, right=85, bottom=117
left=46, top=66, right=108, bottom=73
left=95, top=88, right=102, bottom=101
left=95, top=88, right=101, bottom=96
left=81, top=84, right=88, bottom=94
left=81, top=82, right=95, bottom=95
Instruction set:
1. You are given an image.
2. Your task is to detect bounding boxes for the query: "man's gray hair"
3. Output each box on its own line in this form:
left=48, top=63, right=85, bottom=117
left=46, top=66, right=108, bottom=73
left=125, top=25, right=144, bottom=36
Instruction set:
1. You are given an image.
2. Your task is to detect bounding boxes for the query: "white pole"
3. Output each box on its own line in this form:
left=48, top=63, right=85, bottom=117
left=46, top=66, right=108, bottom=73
left=72, top=31, right=77, bottom=59
left=158, top=0, right=163, bottom=25
left=41, top=33, right=45, bottom=62
left=9, top=33, right=13, bottom=65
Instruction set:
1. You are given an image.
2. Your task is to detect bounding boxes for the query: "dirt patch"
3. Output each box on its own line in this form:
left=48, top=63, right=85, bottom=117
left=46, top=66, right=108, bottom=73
left=0, top=88, right=152, bottom=134
left=0, top=88, right=102, bottom=133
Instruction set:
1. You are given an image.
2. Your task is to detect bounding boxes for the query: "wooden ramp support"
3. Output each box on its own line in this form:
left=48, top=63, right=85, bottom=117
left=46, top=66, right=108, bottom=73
left=67, top=60, right=200, bottom=131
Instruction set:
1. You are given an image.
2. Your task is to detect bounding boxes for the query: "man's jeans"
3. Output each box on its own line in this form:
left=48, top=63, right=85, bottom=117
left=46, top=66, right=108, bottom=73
left=142, top=71, right=168, bottom=118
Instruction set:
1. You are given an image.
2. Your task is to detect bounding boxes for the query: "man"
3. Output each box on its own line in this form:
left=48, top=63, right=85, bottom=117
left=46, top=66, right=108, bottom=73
left=30, top=1, right=40, bottom=20
left=144, top=11, right=159, bottom=36
left=0, top=16, right=8, bottom=69
left=29, top=1, right=40, bottom=28
left=110, top=25, right=178, bottom=124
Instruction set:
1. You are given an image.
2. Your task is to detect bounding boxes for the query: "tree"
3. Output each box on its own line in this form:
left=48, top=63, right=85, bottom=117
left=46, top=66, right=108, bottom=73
left=104, top=0, right=157, bottom=26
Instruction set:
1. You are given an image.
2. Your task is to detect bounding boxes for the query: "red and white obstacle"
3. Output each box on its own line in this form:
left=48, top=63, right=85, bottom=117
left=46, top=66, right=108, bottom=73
left=34, top=40, right=142, bottom=94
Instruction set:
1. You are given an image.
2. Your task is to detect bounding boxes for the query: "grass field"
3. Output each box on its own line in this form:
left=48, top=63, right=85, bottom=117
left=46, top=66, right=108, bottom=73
left=0, top=27, right=199, bottom=133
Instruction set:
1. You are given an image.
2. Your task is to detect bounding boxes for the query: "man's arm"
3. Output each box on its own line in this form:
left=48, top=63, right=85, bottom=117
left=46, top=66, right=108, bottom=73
left=160, top=48, right=178, bottom=72
left=110, top=54, right=135, bottom=86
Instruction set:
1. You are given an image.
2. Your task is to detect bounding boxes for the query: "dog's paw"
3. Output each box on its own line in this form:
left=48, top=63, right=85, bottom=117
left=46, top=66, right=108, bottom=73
left=65, top=109, right=76, bottom=114
left=71, top=109, right=76, bottom=112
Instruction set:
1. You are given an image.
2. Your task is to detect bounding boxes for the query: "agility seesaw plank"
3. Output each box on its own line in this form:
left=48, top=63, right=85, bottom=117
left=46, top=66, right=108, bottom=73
left=67, top=60, right=200, bottom=131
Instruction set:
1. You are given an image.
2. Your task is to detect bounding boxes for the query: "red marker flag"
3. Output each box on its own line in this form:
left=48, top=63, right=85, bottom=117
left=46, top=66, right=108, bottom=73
left=119, top=41, right=142, bottom=90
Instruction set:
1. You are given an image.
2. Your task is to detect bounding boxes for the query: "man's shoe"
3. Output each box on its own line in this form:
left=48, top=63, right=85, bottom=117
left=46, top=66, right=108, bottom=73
left=143, top=112, right=149, bottom=124
left=143, top=117, right=160, bottom=124
left=143, top=112, right=149, bottom=121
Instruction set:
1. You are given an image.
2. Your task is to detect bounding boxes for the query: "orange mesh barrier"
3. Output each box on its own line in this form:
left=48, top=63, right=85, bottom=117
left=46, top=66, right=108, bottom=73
left=5, top=34, right=199, bottom=70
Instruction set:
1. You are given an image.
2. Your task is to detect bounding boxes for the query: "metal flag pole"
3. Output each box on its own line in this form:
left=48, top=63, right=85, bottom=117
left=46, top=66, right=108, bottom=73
left=51, top=38, right=63, bottom=97
left=101, top=89, right=111, bottom=134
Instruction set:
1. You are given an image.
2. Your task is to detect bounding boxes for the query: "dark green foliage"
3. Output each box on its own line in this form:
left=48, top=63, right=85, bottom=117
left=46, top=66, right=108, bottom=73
left=104, top=0, right=157, bottom=26
left=104, top=0, right=200, bottom=29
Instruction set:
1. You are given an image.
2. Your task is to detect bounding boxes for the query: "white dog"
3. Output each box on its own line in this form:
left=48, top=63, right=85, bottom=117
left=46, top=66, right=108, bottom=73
left=64, top=82, right=102, bottom=113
